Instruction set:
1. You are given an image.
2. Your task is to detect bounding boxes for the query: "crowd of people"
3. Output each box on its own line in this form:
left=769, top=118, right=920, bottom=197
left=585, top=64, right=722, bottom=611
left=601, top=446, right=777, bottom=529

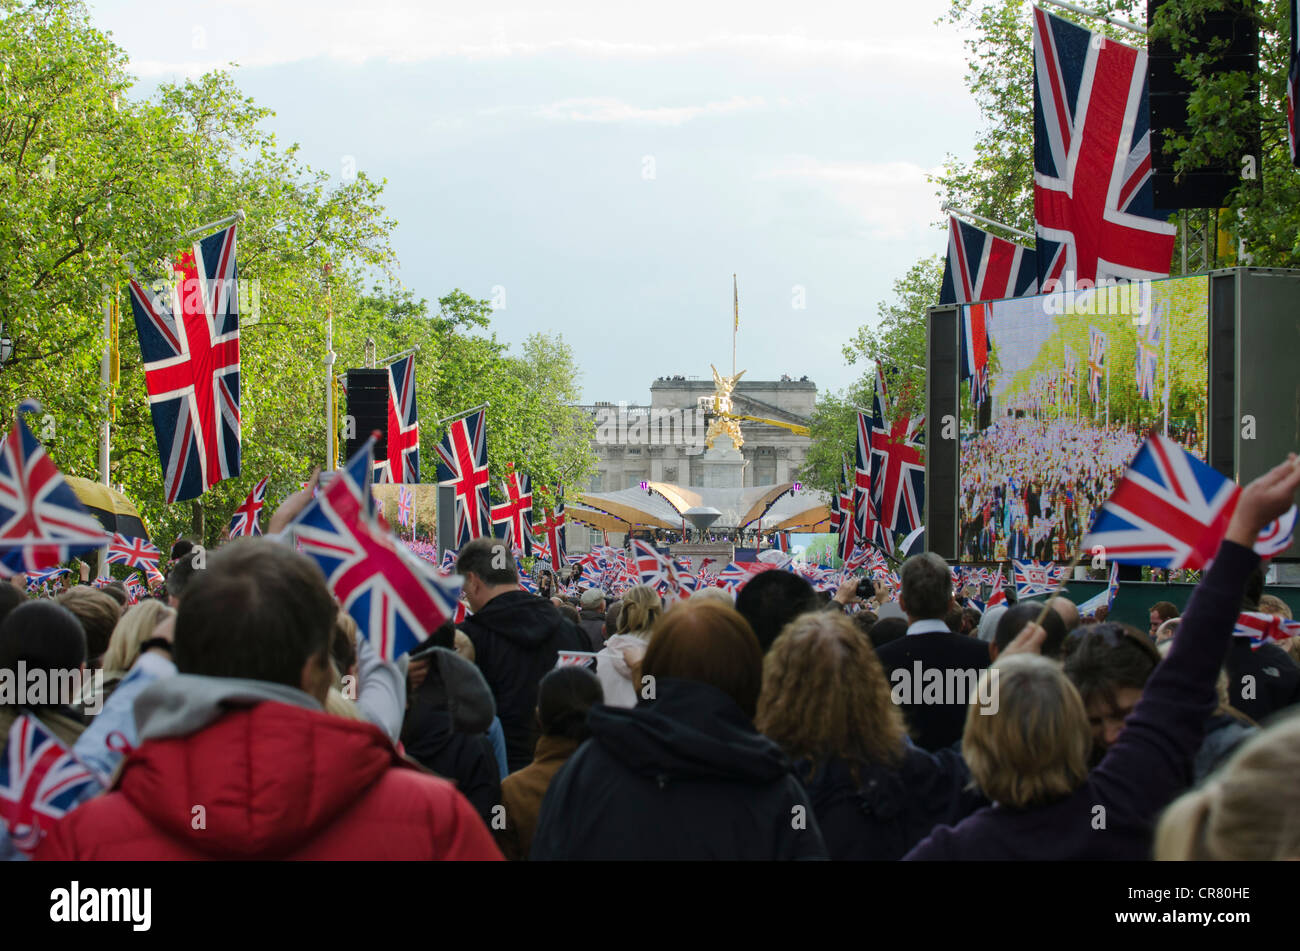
left=2, top=454, right=1299, bottom=861
left=958, top=416, right=1165, bottom=560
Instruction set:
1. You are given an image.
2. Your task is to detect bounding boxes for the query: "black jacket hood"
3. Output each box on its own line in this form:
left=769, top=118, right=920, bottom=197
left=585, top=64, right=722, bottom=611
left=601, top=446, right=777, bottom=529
left=586, top=677, right=791, bottom=785
left=469, top=590, right=572, bottom=649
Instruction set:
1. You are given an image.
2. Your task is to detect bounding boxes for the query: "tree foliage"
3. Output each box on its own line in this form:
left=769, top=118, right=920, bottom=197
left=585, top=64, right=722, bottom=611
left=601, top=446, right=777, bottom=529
left=0, top=0, right=592, bottom=552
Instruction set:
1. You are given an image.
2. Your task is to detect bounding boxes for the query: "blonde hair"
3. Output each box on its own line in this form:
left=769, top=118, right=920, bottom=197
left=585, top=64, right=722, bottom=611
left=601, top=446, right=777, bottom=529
left=962, top=654, right=1090, bottom=808
left=324, top=687, right=364, bottom=721
left=101, top=601, right=176, bottom=678
left=1155, top=715, right=1300, bottom=860
left=616, top=585, right=662, bottom=637
left=756, top=612, right=906, bottom=777
left=1257, top=594, right=1292, bottom=620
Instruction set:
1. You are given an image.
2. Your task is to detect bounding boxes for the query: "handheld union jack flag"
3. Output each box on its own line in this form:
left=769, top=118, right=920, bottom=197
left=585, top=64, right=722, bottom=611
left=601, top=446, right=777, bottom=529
left=986, top=567, right=1008, bottom=608
left=127, top=223, right=241, bottom=503
left=228, top=477, right=269, bottom=538
left=490, top=466, right=533, bottom=558
left=292, top=436, right=463, bottom=660
left=869, top=367, right=924, bottom=537
left=0, top=403, right=107, bottom=575
left=1234, top=611, right=1300, bottom=650
left=1032, top=7, right=1175, bottom=289
left=375, top=354, right=419, bottom=485
left=1077, top=561, right=1119, bottom=617
left=26, top=566, right=69, bottom=591
left=631, top=539, right=686, bottom=600
left=556, top=651, right=598, bottom=670
left=1, top=714, right=103, bottom=855
left=1087, top=327, right=1107, bottom=403
left=435, top=408, right=491, bottom=548
left=941, top=214, right=1038, bottom=306
left=397, top=485, right=413, bottom=528
left=1083, top=433, right=1297, bottom=569
left=105, top=533, right=161, bottom=573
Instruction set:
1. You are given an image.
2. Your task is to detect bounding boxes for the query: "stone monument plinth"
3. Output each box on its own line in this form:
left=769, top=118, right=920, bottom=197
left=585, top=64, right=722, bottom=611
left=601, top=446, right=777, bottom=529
left=702, top=433, right=746, bottom=489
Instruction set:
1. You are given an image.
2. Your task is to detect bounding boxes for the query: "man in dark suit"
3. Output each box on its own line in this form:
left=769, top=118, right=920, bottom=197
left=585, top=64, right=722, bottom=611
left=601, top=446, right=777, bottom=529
left=875, top=552, right=992, bottom=751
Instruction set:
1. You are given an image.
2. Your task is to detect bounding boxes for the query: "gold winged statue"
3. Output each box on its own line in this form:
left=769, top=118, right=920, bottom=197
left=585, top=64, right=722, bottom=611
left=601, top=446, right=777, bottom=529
left=706, top=364, right=746, bottom=450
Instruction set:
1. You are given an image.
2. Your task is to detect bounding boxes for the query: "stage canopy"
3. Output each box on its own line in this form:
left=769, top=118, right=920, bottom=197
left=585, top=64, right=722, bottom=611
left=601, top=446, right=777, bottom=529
left=569, top=482, right=830, bottom=533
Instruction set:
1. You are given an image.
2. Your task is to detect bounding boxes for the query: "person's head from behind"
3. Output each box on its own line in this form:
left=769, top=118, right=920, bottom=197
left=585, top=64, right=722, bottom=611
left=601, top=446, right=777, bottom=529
left=0, top=583, right=25, bottom=630
left=1154, top=617, right=1180, bottom=645
left=963, top=654, right=1090, bottom=808
left=961, top=606, right=982, bottom=635
left=56, top=586, right=121, bottom=666
left=174, top=539, right=337, bottom=702
left=1257, top=594, right=1292, bottom=620
left=616, top=585, right=662, bottom=636
left=166, top=557, right=197, bottom=607
left=1062, top=623, right=1161, bottom=760
left=1155, top=715, right=1300, bottom=860
left=1148, top=600, right=1178, bottom=639
left=99, top=582, right=128, bottom=609
left=0, top=602, right=86, bottom=708
left=536, top=666, right=603, bottom=742
left=993, top=602, right=1068, bottom=661
left=734, top=570, right=818, bottom=653
left=1048, top=597, right=1080, bottom=632
left=456, top=538, right=518, bottom=612
left=756, top=612, right=906, bottom=774
left=688, top=587, right=733, bottom=609
left=101, top=600, right=176, bottom=677
left=898, top=553, right=952, bottom=623
left=867, top=615, right=907, bottom=649
left=641, top=602, right=762, bottom=719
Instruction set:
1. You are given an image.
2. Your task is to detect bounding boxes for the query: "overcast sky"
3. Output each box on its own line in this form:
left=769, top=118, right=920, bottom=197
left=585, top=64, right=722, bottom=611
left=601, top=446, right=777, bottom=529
left=91, top=0, right=981, bottom=403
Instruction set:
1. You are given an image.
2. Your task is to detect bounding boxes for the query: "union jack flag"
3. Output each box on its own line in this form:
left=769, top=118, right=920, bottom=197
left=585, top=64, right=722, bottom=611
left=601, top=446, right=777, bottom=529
left=490, top=466, right=533, bottom=558
left=533, top=504, right=566, bottom=572
left=124, top=573, right=148, bottom=603
left=1084, top=433, right=1297, bottom=569
left=1063, top=345, right=1078, bottom=400
left=292, top=436, right=463, bottom=660
left=1077, top=561, right=1119, bottom=617
left=631, top=539, right=687, bottom=600
left=1233, top=611, right=1300, bottom=650
left=852, top=410, right=886, bottom=552
left=26, top=566, right=69, bottom=591
left=869, top=367, right=924, bottom=537
left=940, top=214, right=1038, bottom=306
left=105, top=533, right=161, bottom=572
left=127, top=223, right=242, bottom=503
left=556, top=651, right=598, bottom=670
left=1088, top=327, right=1107, bottom=402
left=0, top=403, right=107, bottom=574
left=375, top=354, right=419, bottom=485
left=1136, top=310, right=1161, bottom=402
left=439, top=549, right=458, bottom=575
left=397, top=485, right=413, bottom=528
left=228, top=477, right=269, bottom=538
left=1012, top=559, right=1064, bottom=598
left=986, top=567, right=1008, bottom=608
left=435, top=409, right=491, bottom=548
left=1032, top=6, right=1175, bottom=289
left=1, top=714, right=103, bottom=855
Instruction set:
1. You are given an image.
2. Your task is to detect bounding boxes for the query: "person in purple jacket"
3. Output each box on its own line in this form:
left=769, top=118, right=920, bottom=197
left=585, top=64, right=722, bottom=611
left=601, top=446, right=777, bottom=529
left=906, top=453, right=1300, bottom=861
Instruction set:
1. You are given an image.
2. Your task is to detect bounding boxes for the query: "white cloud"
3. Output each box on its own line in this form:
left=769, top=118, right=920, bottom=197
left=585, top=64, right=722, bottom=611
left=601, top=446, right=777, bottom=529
left=535, top=95, right=767, bottom=125
left=756, top=157, right=945, bottom=240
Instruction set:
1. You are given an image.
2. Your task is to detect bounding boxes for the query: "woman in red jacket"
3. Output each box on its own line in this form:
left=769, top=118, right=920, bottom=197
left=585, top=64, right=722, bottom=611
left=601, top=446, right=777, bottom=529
left=39, top=539, right=501, bottom=861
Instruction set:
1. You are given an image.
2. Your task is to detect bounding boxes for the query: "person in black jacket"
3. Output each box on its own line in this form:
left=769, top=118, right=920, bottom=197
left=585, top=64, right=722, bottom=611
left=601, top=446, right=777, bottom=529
left=756, top=611, right=985, bottom=860
left=531, top=601, right=828, bottom=860
left=401, top=640, right=501, bottom=825
left=458, top=538, right=586, bottom=772
left=1225, top=565, right=1300, bottom=723
left=875, top=552, right=991, bottom=751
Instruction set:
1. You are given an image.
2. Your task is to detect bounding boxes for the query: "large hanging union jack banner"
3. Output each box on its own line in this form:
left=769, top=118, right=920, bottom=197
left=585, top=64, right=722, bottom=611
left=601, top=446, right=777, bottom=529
left=127, top=223, right=241, bottom=503
left=375, top=354, right=419, bottom=485
left=435, top=408, right=491, bottom=548
left=1032, top=6, right=1176, bottom=289
left=491, top=465, right=533, bottom=558
left=869, top=367, right=924, bottom=537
